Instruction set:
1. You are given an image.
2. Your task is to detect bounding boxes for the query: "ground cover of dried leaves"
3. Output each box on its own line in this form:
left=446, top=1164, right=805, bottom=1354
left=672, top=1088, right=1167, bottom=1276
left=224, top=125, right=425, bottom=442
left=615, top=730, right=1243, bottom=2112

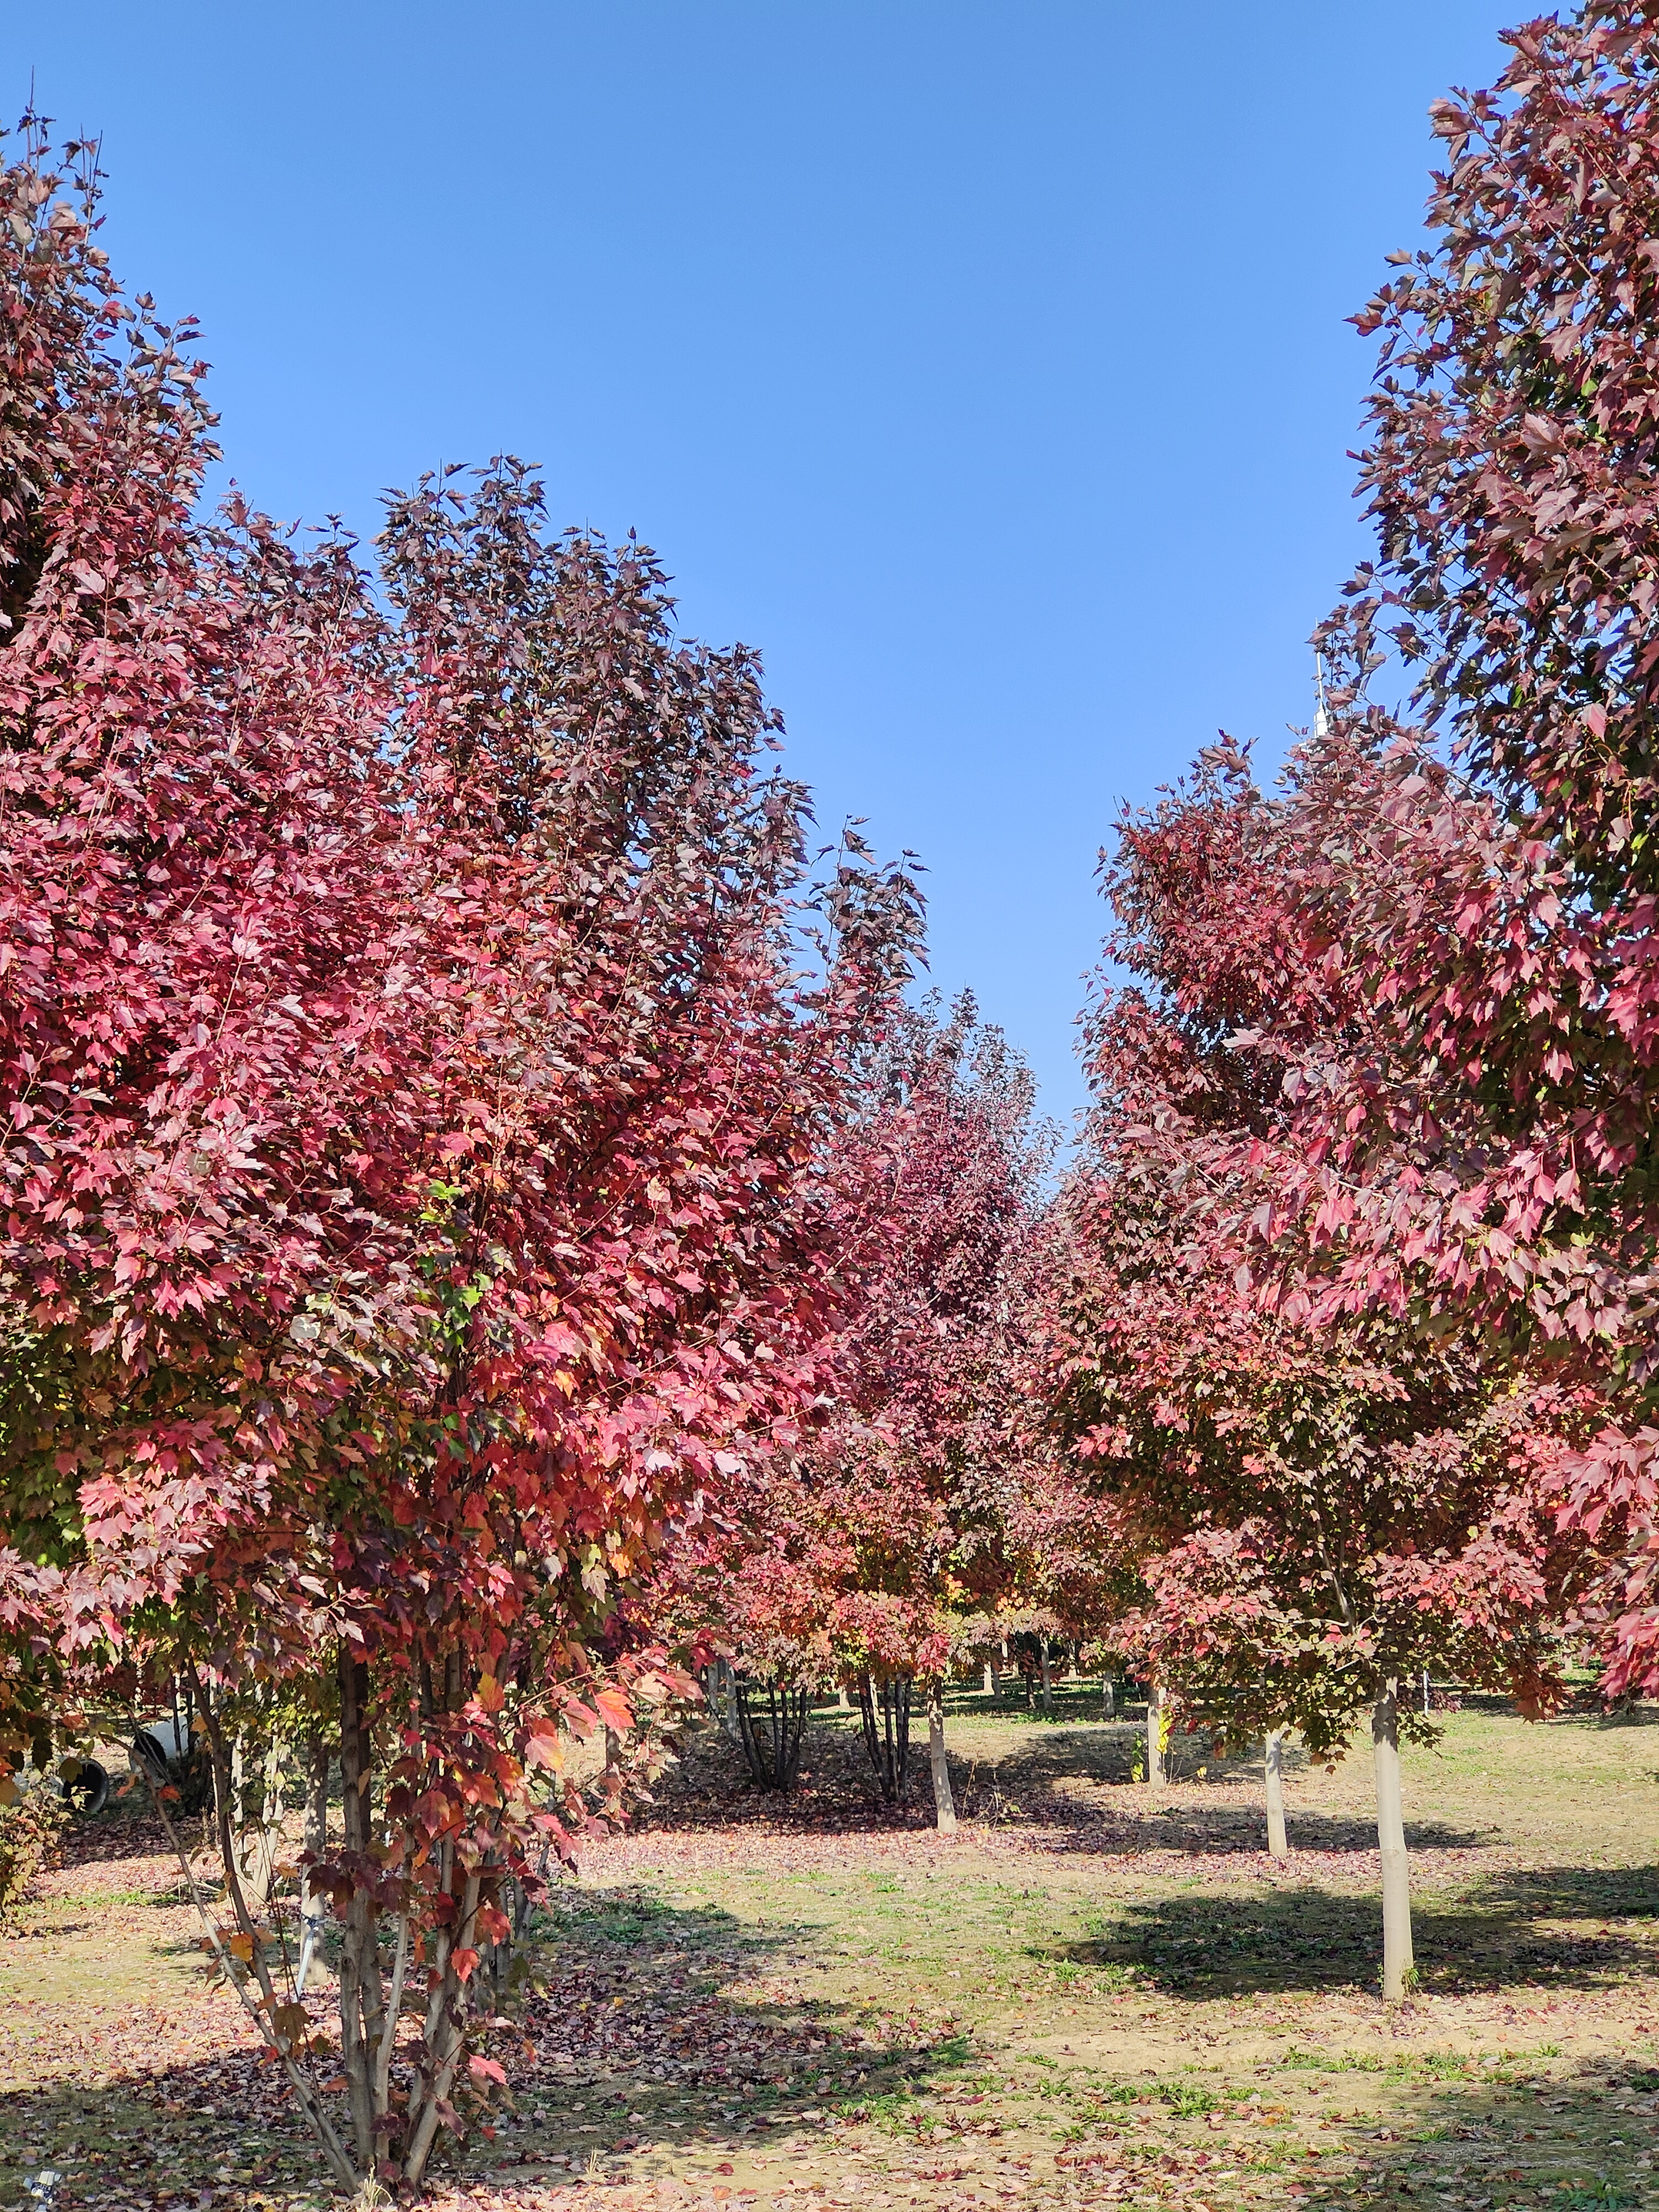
left=0, top=1692, right=1655, bottom=2212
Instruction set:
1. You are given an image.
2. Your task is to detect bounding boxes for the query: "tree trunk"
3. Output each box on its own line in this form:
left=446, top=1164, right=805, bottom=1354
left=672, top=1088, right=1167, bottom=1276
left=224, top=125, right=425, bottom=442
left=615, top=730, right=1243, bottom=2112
left=1373, top=1682, right=1414, bottom=2001
left=149, top=1686, right=358, bottom=2195
left=1039, top=1639, right=1053, bottom=1718
left=255, top=1735, right=284, bottom=1914
left=182, top=1648, right=500, bottom=2193
left=705, top=1658, right=742, bottom=1744
left=1147, top=1682, right=1165, bottom=1787
left=1102, top=1676, right=1115, bottom=1720
left=1264, top=1730, right=1288, bottom=1859
left=982, top=1661, right=994, bottom=1695
left=926, top=1681, right=957, bottom=1834
left=402, top=1848, right=481, bottom=2189
left=735, top=1678, right=810, bottom=1790
left=337, top=1648, right=386, bottom=2174
left=857, top=1675, right=912, bottom=1804
left=296, top=1730, right=330, bottom=1996
left=837, top=1684, right=851, bottom=1710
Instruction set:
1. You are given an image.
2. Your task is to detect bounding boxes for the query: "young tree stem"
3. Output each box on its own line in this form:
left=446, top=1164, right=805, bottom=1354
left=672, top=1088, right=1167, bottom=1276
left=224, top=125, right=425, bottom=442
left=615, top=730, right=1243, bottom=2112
left=296, top=1730, right=329, bottom=1997
left=140, top=1707, right=358, bottom=2191
left=1264, top=1730, right=1289, bottom=1859
left=926, top=1680, right=957, bottom=1834
left=1373, top=1681, right=1415, bottom=2001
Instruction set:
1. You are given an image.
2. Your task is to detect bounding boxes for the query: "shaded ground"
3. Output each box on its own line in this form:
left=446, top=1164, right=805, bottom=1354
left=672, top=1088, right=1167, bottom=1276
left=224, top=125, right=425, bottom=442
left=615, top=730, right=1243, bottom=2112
left=0, top=1694, right=1656, bottom=2212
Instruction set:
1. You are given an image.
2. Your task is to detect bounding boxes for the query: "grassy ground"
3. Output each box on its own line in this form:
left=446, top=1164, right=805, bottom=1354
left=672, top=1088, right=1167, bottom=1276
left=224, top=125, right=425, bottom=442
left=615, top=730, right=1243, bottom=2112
left=0, top=1690, right=1656, bottom=2212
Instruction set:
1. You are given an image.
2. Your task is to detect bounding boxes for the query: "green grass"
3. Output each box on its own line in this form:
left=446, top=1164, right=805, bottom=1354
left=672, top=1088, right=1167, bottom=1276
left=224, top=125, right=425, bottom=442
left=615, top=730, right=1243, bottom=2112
left=1, top=1700, right=1658, bottom=2210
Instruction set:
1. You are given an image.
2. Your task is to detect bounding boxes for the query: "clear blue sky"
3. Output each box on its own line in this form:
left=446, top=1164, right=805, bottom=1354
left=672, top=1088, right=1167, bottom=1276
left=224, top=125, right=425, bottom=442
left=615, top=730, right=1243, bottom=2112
left=5, top=3, right=1519, bottom=1126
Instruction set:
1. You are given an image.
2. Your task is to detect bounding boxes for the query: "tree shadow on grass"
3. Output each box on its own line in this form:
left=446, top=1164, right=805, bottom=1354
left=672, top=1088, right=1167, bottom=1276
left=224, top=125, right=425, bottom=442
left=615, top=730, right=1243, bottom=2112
left=0, top=1878, right=969, bottom=2208
left=647, top=1715, right=1498, bottom=1857
left=466, top=1880, right=971, bottom=2190
left=0, top=2036, right=333, bottom=2209
left=639, top=1713, right=945, bottom=1834
left=1301, top=2048, right=1658, bottom=2212
left=943, top=1726, right=1494, bottom=1858
left=1042, top=1863, right=1659, bottom=1999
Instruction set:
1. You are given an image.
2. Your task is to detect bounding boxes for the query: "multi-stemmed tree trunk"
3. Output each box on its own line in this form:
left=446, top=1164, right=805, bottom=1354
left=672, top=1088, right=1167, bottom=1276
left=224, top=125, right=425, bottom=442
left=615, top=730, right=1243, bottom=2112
left=1264, top=1731, right=1288, bottom=1860
left=330, top=1648, right=487, bottom=2190
left=925, top=1680, right=957, bottom=1834
left=337, top=1652, right=391, bottom=2174
left=1373, top=1682, right=1414, bottom=2002
left=226, top=1726, right=285, bottom=1919
left=734, top=1679, right=812, bottom=1791
left=1038, top=1639, right=1054, bottom=1718
left=858, top=1675, right=912, bottom=1805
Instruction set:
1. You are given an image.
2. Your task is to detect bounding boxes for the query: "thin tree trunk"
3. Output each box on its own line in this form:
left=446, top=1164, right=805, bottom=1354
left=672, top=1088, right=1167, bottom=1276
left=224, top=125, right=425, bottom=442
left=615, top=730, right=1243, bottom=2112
left=403, top=1858, right=483, bottom=2188
left=1264, top=1730, right=1288, bottom=1859
left=703, top=1658, right=743, bottom=1744
left=926, top=1681, right=957, bottom=1835
left=1102, top=1676, right=1115, bottom=1720
left=143, top=1713, right=358, bottom=2193
left=297, top=1730, right=329, bottom=1997
left=837, top=1684, right=851, bottom=1710
left=338, top=1648, right=385, bottom=2172
left=237, top=1734, right=284, bottom=1919
left=982, top=1661, right=994, bottom=1695
left=1373, top=1682, right=1414, bottom=2001
left=1039, top=1640, right=1053, bottom=1718
left=706, top=1658, right=742, bottom=1744
left=1147, top=1682, right=1165, bottom=1787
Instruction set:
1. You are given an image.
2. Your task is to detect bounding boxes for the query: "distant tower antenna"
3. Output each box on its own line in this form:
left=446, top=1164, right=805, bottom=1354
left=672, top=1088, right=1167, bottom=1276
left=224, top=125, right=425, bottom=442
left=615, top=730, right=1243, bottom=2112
left=1313, top=651, right=1331, bottom=740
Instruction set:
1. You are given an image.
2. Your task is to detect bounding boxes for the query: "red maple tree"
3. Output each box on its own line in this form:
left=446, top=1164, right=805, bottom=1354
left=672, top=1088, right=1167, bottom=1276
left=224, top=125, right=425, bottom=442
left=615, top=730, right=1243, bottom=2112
left=662, top=996, right=1055, bottom=1826
left=0, top=123, right=922, bottom=2190
left=1044, top=748, right=1589, bottom=1997
left=1230, top=3, right=1659, bottom=1702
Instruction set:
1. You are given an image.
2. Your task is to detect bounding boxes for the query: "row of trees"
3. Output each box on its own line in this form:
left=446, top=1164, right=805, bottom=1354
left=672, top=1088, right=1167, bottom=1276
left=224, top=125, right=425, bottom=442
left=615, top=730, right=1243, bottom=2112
left=655, top=993, right=1115, bottom=1824
left=9, top=0, right=1659, bottom=2188
left=0, top=110, right=1098, bottom=2194
left=686, top=0, right=1659, bottom=2020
